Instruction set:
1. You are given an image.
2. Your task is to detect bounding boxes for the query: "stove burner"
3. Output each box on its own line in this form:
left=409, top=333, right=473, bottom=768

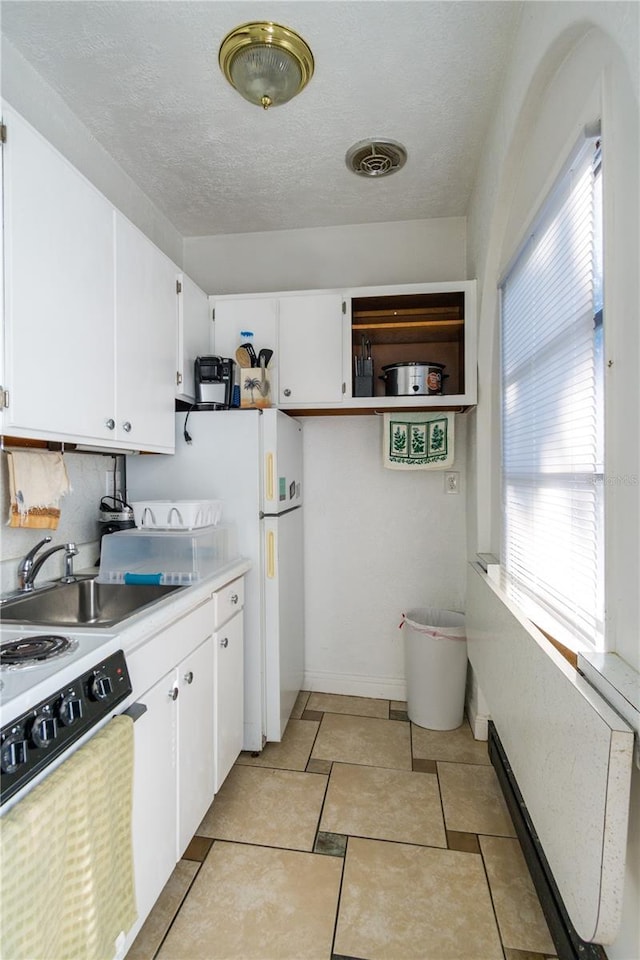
left=0, top=635, right=77, bottom=667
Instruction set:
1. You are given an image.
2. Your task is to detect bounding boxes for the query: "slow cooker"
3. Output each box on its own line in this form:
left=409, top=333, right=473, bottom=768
left=379, top=361, right=446, bottom=396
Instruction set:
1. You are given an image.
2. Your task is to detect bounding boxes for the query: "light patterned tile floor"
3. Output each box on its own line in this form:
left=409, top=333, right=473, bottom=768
left=130, top=694, right=555, bottom=960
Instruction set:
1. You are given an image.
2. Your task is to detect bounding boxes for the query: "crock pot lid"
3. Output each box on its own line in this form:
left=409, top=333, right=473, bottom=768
left=381, top=361, right=446, bottom=370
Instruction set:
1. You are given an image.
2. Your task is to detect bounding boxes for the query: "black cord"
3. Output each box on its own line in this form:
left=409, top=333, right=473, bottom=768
left=183, top=405, right=195, bottom=444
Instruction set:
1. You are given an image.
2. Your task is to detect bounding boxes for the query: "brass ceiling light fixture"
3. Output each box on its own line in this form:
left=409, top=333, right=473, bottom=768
left=218, top=21, right=314, bottom=110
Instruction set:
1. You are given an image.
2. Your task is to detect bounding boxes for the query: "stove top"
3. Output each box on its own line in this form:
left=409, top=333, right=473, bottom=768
left=0, top=625, right=118, bottom=726
left=0, top=634, right=79, bottom=667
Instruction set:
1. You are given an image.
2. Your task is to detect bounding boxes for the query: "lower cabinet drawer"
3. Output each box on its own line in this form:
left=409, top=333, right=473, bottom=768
left=212, top=576, right=244, bottom=628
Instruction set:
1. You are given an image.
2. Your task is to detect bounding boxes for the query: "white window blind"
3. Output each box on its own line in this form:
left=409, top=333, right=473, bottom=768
left=501, top=136, right=603, bottom=648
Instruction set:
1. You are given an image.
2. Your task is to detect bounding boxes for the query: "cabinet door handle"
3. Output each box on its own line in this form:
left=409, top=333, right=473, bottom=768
left=105, top=418, right=115, bottom=430
left=169, top=685, right=179, bottom=701
left=230, top=593, right=239, bottom=605
left=283, top=388, right=291, bottom=397
left=220, top=637, right=229, bottom=648
left=184, top=671, right=194, bottom=684
left=122, top=421, right=132, bottom=433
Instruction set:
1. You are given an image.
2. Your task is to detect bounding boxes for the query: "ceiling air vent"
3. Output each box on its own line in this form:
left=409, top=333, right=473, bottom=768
left=345, top=139, right=407, bottom=178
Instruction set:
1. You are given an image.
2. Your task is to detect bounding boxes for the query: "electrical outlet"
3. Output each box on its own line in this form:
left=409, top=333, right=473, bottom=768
left=444, top=471, right=459, bottom=494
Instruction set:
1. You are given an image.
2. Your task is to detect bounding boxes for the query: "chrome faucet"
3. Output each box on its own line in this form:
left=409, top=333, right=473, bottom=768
left=17, top=538, right=79, bottom=592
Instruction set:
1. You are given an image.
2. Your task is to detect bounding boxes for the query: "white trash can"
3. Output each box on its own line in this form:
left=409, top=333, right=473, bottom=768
left=401, top=608, right=467, bottom=730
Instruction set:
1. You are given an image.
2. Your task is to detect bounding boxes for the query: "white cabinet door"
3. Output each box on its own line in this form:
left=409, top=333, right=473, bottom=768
left=177, top=274, right=211, bottom=402
left=213, top=297, right=279, bottom=400
left=177, top=636, right=215, bottom=857
left=114, top=212, right=176, bottom=451
left=130, top=669, right=177, bottom=928
left=2, top=104, right=115, bottom=442
left=214, top=611, right=244, bottom=792
left=278, top=294, right=344, bottom=404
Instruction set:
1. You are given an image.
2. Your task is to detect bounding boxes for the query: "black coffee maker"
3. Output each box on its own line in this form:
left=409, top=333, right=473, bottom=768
left=194, top=356, right=234, bottom=409
left=97, top=496, right=135, bottom=564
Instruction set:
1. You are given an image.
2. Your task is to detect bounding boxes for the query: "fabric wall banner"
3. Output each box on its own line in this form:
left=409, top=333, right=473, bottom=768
left=382, top=412, right=454, bottom=470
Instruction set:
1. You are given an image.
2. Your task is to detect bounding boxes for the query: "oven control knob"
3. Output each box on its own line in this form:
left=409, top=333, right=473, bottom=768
left=31, top=712, right=58, bottom=748
left=90, top=672, right=113, bottom=701
left=58, top=693, right=84, bottom=726
left=1, top=733, right=29, bottom=774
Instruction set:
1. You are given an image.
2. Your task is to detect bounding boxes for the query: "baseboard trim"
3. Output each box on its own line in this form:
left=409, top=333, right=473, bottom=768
left=302, top=670, right=406, bottom=701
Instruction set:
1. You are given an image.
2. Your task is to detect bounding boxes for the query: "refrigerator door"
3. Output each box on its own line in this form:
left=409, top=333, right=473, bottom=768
left=261, top=409, right=303, bottom=515
left=263, top=507, right=304, bottom=741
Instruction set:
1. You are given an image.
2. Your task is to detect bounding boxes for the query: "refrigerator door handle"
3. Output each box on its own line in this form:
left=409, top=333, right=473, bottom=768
left=265, top=452, right=275, bottom=503
left=266, top=530, right=276, bottom=579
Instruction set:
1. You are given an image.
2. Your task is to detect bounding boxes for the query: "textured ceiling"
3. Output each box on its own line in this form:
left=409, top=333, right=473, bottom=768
left=1, top=1, right=522, bottom=237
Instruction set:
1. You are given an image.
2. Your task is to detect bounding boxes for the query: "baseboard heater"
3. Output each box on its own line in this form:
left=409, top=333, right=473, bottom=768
left=489, top=722, right=607, bottom=960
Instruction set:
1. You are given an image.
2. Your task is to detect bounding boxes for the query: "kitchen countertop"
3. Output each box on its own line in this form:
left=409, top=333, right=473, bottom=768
left=0, top=559, right=251, bottom=724
left=104, top=557, right=251, bottom=656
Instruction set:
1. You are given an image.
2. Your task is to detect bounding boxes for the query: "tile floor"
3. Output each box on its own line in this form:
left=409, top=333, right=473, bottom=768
left=128, top=693, right=558, bottom=960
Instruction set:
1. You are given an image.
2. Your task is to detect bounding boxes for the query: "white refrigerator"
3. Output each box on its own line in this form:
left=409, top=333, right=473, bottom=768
left=126, top=408, right=304, bottom=751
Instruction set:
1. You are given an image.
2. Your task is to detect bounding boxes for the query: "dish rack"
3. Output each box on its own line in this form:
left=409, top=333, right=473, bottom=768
left=130, top=500, right=222, bottom=530
left=96, top=525, right=237, bottom=585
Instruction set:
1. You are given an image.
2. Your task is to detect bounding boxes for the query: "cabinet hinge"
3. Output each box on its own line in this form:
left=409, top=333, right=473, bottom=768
left=1, top=387, right=9, bottom=408
left=176, top=371, right=183, bottom=386
left=176, top=280, right=182, bottom=294
left=211, top=308, right=215, bottom=321
left=342, top=301, right=346, bottom=314
left=342, top=382, right=346, bottom=395
left=0, top=124, right=6, bottom=144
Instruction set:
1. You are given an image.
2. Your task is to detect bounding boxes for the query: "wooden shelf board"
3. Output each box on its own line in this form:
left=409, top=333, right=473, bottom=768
left=353, top=306, right=462, bottom=321
left=352, top=321, right=464, bottom=346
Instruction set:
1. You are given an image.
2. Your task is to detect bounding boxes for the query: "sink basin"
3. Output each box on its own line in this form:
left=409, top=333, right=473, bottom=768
left=0, top=578, right=182, bottom=627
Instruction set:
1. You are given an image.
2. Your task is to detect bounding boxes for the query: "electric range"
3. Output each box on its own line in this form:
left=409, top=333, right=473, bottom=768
left=0, top=625, right=131, bottom=808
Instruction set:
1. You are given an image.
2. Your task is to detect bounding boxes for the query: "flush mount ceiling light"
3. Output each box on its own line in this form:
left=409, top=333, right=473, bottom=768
left=218, top=21, right=314, bottom=110
left=346, top=139, right=408, bottom=178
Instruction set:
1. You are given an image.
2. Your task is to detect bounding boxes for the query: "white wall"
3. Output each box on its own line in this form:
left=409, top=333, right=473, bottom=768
left=183, top=217, right=466, bottom=294
left=465, top=4, right=639, bottom=957
left=303, top=415, right=467, bottom=699
left=0, top=38, right=183, bottom=266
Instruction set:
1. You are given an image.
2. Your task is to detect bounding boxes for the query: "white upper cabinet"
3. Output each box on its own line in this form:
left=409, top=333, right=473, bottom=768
left=2, top=105, right=176, bottom=451
left=278, top=294, right=345, bottom=406
left=212, top=296, right=279, bottom=399
left=2, top=104, right=115, bottom=442
left=176, top=273, right=211, bottom=402
left=114, top=212, right=176, bottom=451
left=211, top=283, right=476, bottom=412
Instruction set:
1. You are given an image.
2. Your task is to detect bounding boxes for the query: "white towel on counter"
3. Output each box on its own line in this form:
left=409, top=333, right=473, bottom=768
left=382, top=412, right=455, bottom=469
left=6, top=450, right=71, bottom=528
left=0, top=715, right=137, bottom=960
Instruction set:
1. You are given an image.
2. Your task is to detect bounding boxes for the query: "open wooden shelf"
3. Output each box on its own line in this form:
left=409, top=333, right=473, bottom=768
left=352, top=319, right=464, bottom=345
left=350, top=290, right=466, bottom=399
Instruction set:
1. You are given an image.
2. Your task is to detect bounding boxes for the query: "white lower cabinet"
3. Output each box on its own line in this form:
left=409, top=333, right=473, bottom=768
left=123, top=577, right=246, bottom=952
left=125, top=601, right=214, bottom=949
left=177, top=637, right=215, bottom=856
left=129, top=665, right=177, bottom=928
left=211, top=576, right=245, bottom=792
left=214, top=611, right=244, bottom=791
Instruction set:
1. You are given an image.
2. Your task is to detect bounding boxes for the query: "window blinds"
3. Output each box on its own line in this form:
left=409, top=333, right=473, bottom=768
left=501, top=138, right=603, bottom=647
